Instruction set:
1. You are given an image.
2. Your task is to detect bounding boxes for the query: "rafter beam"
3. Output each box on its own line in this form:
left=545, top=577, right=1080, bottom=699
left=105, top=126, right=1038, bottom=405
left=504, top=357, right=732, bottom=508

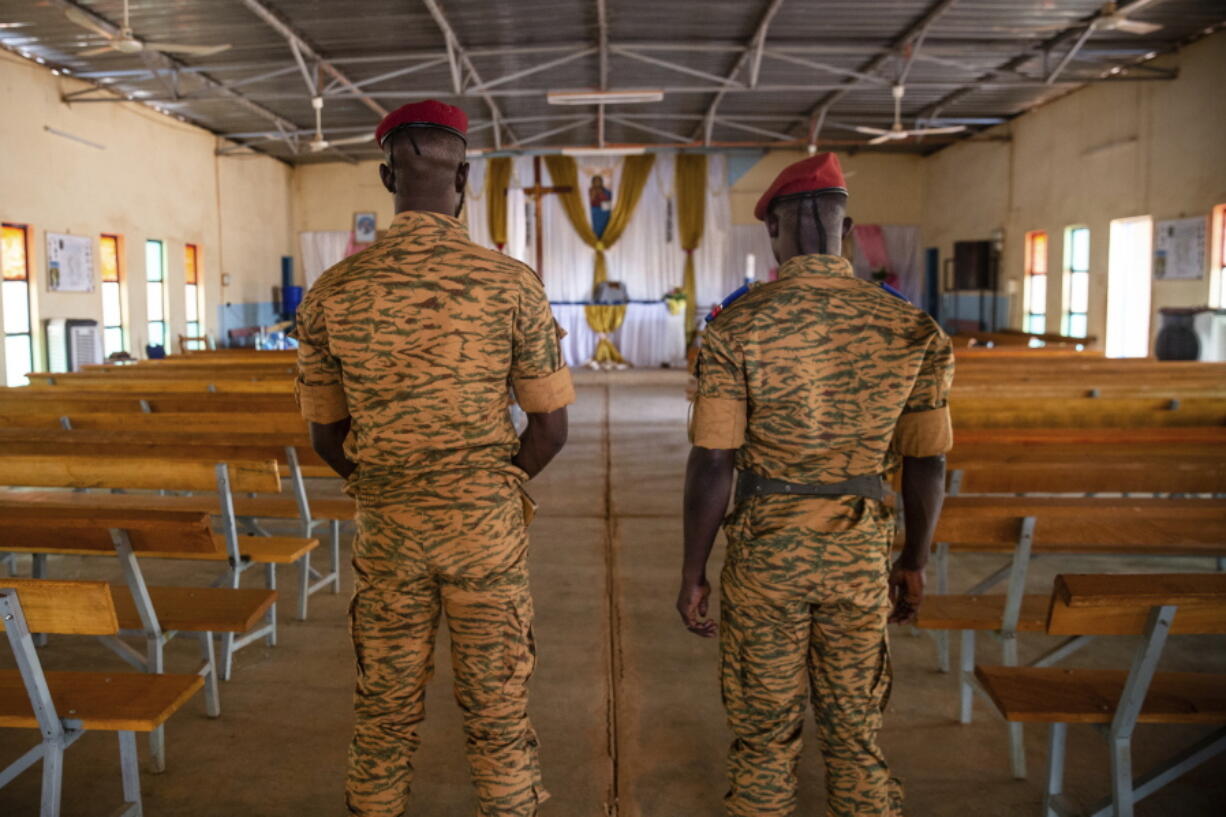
left=238, top=0, right=386, bottom=118
left=604, top=115, right=690, bottom=143
left=798, top=0, right=961, bottom=149
left=469, top=48, right=596, bottom=92
left=420, top=0, right=517, bottom=149
left=511, top=117, right=594, bottom=148
left=695, top=0, right=787, bottom=144
left=47, top=0, right=302, bottom=149
left=914, top=0, right=1173, bottom=124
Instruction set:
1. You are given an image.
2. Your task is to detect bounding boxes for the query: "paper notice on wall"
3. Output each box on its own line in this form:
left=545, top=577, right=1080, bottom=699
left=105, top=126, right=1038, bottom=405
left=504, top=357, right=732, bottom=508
left=45, top=233, right=96, bottom=292
left=1153, top=217, right=1206, bottom=281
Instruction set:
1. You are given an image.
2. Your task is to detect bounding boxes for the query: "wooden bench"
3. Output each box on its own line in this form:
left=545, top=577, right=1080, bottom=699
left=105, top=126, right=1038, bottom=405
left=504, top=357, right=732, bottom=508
left=0, top=389, right=294, bottom=415
left=0, top=455, right=318, bottom=680
left=945, top=456, right=1226, bottom=495
left=913, top=497, right=1226, bottom=778
left=951, top=397, right=1226, bottom=429
left=0, top=579, right=203, bottom=816
left=25, top=374, right=295, bottom=393
left=975, top=573, right=1226, bottom=817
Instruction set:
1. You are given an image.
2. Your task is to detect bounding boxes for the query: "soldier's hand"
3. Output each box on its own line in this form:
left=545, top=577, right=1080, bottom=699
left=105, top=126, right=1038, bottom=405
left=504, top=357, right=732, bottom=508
left=677, top=576, right=717, bottom=638
left=887, top=562, right=925, bottom=624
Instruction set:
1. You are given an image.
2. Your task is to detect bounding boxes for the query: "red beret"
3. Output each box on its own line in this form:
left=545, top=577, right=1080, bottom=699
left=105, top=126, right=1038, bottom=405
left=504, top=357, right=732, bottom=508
left=375, top=99, right=468, bottom=147
left=754, top=152, right=848, bottom=221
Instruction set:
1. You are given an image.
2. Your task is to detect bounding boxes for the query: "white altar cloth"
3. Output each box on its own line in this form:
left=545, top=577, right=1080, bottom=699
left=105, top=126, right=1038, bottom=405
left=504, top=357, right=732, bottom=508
left=551, top=302, right=687, bottom=369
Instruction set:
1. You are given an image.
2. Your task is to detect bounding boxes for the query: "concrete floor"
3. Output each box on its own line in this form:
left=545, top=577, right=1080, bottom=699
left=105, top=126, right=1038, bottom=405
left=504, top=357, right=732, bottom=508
left=2, top=369, right=1224, bottom=816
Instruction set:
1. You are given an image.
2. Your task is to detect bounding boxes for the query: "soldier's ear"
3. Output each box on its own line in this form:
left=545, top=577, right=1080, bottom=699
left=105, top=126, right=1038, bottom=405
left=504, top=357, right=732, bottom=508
left=842, top=215, right=854, bottom=238
left=765, top=210, right=780, bottom=239
left=379, top=162, right=396, bottom=194
left=455, top=161, right=470, bottom=195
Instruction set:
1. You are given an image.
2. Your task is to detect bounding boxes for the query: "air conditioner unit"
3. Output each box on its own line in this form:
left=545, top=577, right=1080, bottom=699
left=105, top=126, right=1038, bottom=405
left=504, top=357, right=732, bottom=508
left=45, top=319, right=103, bottom=373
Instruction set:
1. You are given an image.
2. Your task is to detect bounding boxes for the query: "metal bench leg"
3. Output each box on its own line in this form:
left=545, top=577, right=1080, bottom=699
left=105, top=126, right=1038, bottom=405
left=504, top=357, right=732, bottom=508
left=959, top=629, right=975, bottom=724
left=220, top=633, right=235, bottom=682
left=198, top=632, right=221, bottom=718
left=1043, top=723, right=1067, bottom=817
left=40, top=739, right=64, bottom=817
left=118, top=731, right=143, bottom=815
left=298, top=553, right=311, bottom=621
left=265, top=563, right=278, bottom=647
left=1110, top=735, right=1135, bottom=817
left=31, top=554, right=48, bottom=647
left=331, top=519, right=342, bottom=593
left=935, top=541, right=950, bottom=672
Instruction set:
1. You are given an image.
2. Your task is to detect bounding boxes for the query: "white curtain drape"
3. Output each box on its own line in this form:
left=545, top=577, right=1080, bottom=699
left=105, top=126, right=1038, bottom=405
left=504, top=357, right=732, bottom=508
left=300, top=231, right=350, bottom=291
left=464, top=153, right=731, bottom=366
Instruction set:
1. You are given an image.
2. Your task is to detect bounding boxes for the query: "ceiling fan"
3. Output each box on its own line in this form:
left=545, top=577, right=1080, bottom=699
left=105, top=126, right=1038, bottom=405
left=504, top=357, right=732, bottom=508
left=66, top=0, right=232, bottom=57
left=1089, top=1, right=1163, bottom=35
left=853, top=85, right=967, bottom=146
left=307, top=96, right=373, bottom=153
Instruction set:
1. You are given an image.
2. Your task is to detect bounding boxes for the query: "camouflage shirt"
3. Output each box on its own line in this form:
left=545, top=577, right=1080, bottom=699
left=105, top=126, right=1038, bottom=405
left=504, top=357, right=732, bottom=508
left=293, top=210, right=574, bottom=489
left=691, top=253, right=953, bottom=483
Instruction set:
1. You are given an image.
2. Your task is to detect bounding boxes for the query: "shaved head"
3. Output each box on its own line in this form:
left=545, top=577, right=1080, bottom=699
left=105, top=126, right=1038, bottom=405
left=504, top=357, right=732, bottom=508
left=765, top=193, right=853, bottom=265
left=379, top=126, right=469, bottom=217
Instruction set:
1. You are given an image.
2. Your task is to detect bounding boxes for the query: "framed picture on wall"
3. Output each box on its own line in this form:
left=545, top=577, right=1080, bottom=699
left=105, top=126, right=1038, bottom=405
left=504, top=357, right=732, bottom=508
left=45, top=232, right=95, bottom=292
left=354, top=212, right=377, bottom=243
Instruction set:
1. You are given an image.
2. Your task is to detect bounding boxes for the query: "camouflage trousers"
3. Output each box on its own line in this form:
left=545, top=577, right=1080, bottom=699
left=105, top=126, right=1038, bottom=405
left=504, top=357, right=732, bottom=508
left=720, top=494, right=903, bottom=817
left=347, top=471, right=548, bottom=817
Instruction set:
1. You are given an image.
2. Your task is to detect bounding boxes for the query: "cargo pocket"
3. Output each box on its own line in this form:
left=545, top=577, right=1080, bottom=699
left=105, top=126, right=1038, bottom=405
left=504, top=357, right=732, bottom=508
left=871, top=635, right=894, bottom=711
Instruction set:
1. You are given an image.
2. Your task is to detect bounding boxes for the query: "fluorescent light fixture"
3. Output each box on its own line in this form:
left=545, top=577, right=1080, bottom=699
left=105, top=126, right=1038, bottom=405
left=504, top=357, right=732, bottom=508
left=548, top=89, right=663, bottom=106
left=561, top=146, right=647, bottom=157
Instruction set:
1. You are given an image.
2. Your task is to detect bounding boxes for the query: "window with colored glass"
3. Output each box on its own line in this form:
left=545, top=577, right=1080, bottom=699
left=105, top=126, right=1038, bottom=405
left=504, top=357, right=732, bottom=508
left=1215, top=205, right=1226, bottom=309
left=184, top=243, right=203, bottom=340
left=1024, top=231, right=1048, bottom=334
left=100, top=234, right=125, bottom=356
left=145, top=239, right=167, bottom=351
left=2, top=224, right=34, bottom=387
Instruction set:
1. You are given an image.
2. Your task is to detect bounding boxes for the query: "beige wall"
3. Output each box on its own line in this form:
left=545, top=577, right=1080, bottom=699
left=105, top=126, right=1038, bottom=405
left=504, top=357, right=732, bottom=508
left=0, top=49, right=292, bottom=374
left=922, top=31, right=1226, bottom=345
left=292, top=160, right=395, bottom=236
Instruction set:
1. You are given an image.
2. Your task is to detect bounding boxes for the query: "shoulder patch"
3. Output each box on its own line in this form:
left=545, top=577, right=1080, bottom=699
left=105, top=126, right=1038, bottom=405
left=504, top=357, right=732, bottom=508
left=706, top=282, right=757, bottom=323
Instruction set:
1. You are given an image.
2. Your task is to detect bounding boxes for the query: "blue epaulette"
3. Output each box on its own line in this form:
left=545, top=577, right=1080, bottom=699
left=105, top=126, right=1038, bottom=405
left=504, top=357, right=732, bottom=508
left=705, top=283, right=755, bottom=323
left=881, top=281, right=910, bottom=302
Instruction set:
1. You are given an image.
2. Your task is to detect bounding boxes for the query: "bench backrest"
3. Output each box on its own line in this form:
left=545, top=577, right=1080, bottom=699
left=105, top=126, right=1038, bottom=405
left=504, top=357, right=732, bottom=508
left=935, top=498, right=1226, bottom=550
left=951, top=397, right=1226, bottom=429
left=0, top=391, right=295, bottom=415
left=0, top=580, right=119, bottom=635
left=27, top=376, right=294, bottom=394
left=1046, top=573, right=1226, bottom=636
left=0, top=454, right=280, bottom=493
left=949, top=459, right=1226, bottom=494
left=0, top=505, right=219, bottom=555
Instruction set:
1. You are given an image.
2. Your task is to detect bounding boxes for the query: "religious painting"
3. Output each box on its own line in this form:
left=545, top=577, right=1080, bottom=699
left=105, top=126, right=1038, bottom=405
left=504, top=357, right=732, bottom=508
left=586, top=168, right=614, bottom=239
left=353, top=212, right=377, bottom=244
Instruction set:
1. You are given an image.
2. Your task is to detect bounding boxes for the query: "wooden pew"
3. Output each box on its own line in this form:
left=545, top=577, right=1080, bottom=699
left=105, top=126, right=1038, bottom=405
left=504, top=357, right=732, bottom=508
left=951, top=397, right=1226, bottom=429
left=975, top=573, right=1226, bottom=815
left=946, top=456, right=1226, bottom=495
left=0, top=427, right=352, bottom=610
left=0, top=389, right=294, bottom=415
left=0, top=578, right=203, bottom=814
left=25, top=374, right=294, bottom=393
left=0, top=455, right=317, bottom=680
left=0, top=505, right=275, bottom=771
left=912, top=497, right=1226, bottom=778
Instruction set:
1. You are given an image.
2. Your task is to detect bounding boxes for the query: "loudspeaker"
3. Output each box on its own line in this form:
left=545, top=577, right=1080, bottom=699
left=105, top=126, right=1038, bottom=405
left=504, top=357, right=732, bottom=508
left=953, top=240, right=994, bottom=290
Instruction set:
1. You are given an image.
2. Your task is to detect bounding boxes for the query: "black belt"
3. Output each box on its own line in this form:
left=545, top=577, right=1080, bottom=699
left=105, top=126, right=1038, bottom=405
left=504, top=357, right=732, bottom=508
left=735, top=471, right=887, bottom=503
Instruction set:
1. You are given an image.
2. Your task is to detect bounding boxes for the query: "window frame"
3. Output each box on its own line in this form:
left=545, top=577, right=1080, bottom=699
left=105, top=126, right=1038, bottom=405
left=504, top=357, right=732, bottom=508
left=1062, top=226, right=1091, bottom=339
left=184, top=243, right=203, bottom=339
left=1213, top=205, right=1226, bottom=310
left=144, top=239, right=168, bottom=352
left=99, top=233, right=125, bottom=356
left=2, top=223, right=35, bottom=387
left=1023, top=230, right=1049, bottom=335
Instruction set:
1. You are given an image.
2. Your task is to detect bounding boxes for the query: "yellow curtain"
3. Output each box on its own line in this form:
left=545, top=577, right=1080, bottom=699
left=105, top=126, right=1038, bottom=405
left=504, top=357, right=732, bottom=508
left=674, top=154, right=707, bottom=345
left=485, top=157, right=512, bottom=251
left=545, top=154, right=656, bottom=365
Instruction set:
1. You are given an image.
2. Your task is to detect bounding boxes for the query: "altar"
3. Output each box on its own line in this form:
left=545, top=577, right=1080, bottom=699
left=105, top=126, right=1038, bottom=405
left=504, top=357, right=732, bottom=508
left=552, top=302, right=688, bottom=369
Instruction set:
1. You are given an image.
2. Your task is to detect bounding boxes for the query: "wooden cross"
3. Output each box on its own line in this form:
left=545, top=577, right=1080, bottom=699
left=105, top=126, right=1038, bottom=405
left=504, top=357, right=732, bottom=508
left=521, top=155, right=572, bottom=278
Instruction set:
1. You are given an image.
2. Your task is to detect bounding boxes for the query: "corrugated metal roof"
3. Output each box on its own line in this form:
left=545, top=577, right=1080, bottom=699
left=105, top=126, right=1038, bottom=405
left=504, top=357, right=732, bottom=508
left=1, top=0, right=1221, bottom=163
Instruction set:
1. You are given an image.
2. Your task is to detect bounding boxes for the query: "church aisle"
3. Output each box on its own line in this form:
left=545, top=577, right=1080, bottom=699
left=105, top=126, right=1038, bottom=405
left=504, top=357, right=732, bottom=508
left=1, top=372, right=1224, bottom=816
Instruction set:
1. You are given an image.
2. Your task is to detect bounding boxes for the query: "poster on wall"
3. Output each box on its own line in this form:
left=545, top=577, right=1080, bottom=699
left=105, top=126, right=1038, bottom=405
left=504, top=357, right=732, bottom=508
left=1153, top=217, right=1206, bottom=281
left=45, top=233, right=95, bottom=292
left=353, top=212, right=377, bottom=243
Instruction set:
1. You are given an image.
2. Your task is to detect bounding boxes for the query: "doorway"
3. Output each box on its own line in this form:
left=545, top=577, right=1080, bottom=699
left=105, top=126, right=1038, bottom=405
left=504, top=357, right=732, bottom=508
left=1106, top=216, right=1153, bottom=358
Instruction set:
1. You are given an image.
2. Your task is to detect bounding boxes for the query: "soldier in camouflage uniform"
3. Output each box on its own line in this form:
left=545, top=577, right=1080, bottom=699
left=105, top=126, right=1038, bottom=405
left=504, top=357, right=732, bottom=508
left=678, top=153, right=953, bottom=817
left=294, top=101, right=573, bottom=817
